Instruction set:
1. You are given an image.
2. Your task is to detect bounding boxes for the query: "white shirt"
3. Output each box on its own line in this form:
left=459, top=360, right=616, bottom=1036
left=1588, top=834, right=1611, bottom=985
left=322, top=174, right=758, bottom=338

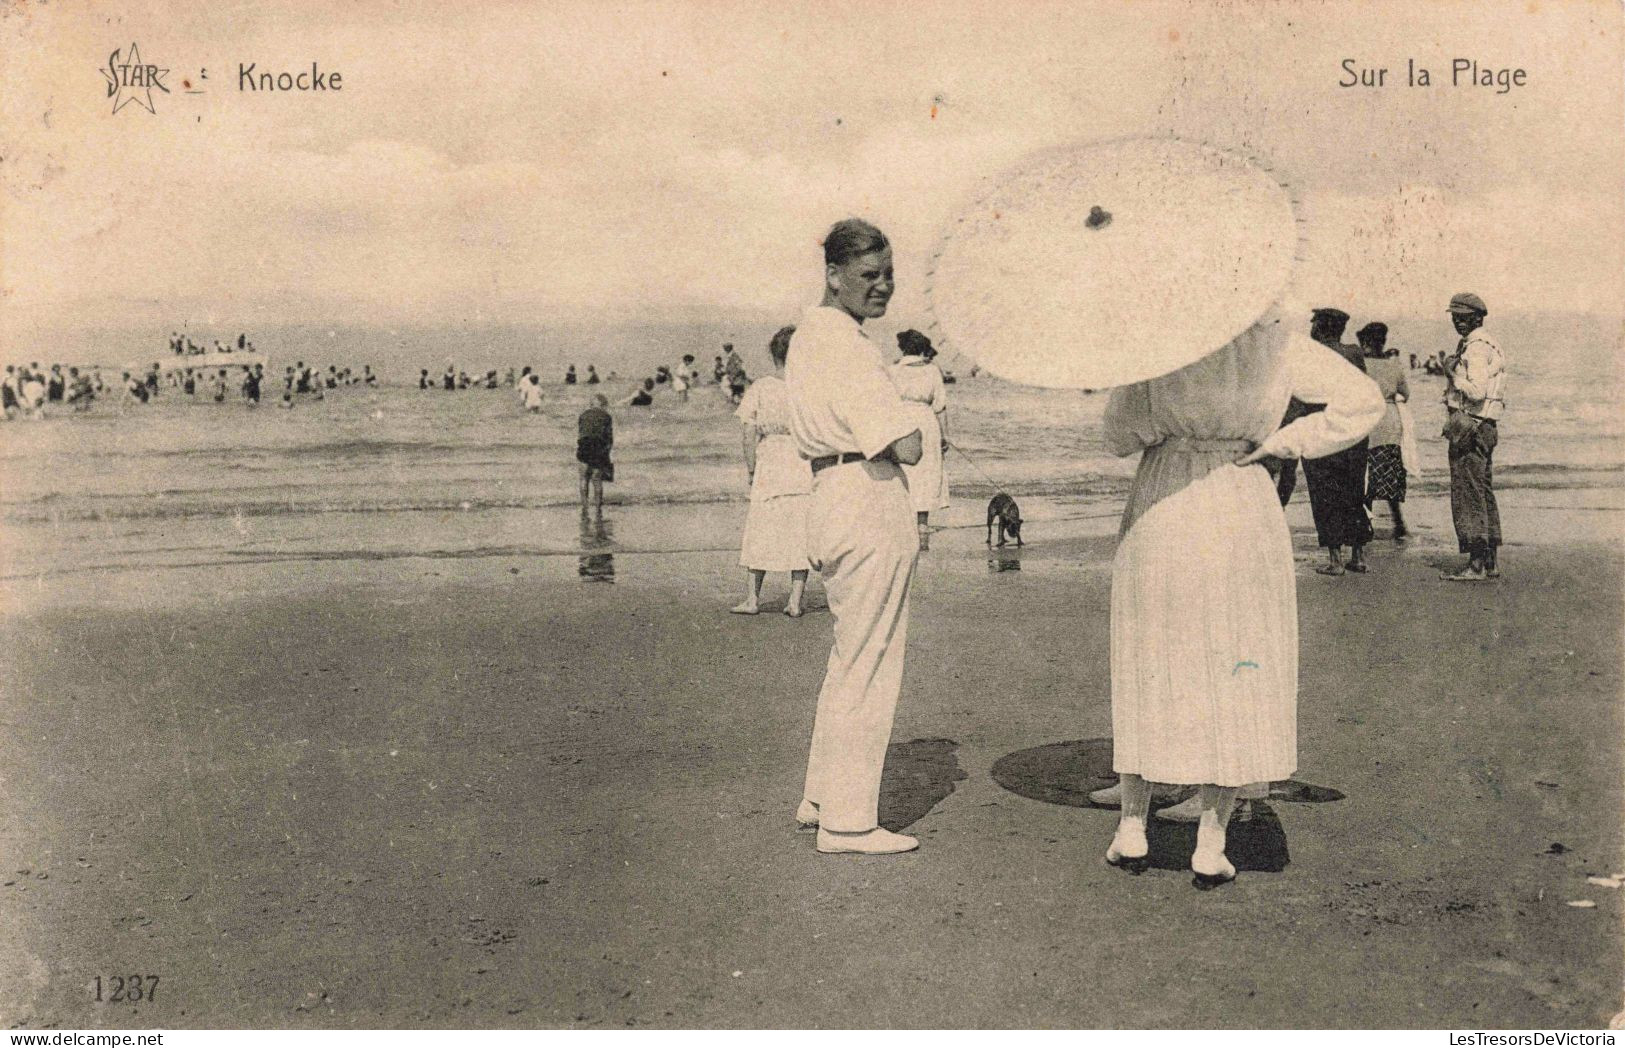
left=888, top=356, right=948, bottom=413
left=1444, top=327, right=1506, bottom=420
left=785, top=306, right=917, bottom=460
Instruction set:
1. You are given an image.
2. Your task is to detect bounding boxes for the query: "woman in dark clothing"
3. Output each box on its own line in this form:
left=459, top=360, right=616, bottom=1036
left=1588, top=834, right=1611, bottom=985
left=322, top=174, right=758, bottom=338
left=1301, top=308, right=1373, bottom=574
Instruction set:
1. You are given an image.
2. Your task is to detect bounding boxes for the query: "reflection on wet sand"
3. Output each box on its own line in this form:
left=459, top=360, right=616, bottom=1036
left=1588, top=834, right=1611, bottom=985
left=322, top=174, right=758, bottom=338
left=988, top=548, right=1022, bottom=573
left=579, top=511, right=615, bottom=582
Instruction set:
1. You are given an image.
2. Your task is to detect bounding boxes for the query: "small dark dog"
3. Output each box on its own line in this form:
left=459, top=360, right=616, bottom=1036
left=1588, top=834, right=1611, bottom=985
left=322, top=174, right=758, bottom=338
left=986, top=493, right=1024, bottom=547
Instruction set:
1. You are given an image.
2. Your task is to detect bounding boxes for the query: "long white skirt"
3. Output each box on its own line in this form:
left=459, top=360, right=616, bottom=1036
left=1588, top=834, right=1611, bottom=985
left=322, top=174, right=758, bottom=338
left=898, top=403, right=949, bottom=513
left=1110, top=450, right=1297, bottom=786
left=740, top=493, right=810, bottom=572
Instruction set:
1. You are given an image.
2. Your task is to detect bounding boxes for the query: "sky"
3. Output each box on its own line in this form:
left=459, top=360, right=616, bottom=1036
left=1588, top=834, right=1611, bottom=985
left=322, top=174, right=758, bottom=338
left=2, top=0, right=1622, bottom=338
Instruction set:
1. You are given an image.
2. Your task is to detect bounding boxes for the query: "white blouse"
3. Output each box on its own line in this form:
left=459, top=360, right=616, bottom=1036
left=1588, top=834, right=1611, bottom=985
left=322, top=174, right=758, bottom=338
left=1105, top=324, right=1383, bottom=462
left=888, top=357, right=947, bottom=413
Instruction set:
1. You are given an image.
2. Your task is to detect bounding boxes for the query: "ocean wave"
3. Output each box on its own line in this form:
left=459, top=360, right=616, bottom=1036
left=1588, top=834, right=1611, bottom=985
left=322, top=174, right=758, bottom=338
left=1, top=490, right=754, bottom=524
left=0, top=542, right=751, bottom=583
left=6, top=458, right=1620, bottom=525
left=0, top=436, right=576, bottom=466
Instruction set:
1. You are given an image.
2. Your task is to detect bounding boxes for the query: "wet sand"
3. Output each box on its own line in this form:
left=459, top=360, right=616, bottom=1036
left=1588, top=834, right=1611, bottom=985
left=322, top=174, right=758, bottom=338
left=1, top=494, right=1620, bottom=1028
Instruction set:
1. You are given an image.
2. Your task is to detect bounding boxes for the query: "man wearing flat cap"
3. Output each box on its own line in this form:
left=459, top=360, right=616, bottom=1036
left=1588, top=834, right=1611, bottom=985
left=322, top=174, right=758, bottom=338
left=1441, top=292, right=1507, bottom=581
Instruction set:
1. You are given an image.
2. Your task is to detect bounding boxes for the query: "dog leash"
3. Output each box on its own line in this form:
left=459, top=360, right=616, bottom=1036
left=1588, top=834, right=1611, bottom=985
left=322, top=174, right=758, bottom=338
left=943, top=438, right=1004, bottom=491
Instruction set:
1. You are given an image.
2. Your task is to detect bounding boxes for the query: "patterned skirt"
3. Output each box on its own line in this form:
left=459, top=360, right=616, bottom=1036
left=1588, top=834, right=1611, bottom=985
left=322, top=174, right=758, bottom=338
left=1366, top=443, right=1406, bottom=504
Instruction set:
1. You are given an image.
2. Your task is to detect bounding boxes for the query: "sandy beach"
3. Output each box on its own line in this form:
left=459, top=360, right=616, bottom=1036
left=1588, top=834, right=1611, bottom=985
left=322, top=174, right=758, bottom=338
left=1, top=489, right=1619, bottom=1029
left=6, top=0, right=1625, bottom=1033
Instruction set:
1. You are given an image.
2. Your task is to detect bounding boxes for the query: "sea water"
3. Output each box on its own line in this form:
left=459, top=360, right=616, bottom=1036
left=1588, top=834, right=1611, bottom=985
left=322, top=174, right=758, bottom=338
left=1, top=313, right=1618, bottom=583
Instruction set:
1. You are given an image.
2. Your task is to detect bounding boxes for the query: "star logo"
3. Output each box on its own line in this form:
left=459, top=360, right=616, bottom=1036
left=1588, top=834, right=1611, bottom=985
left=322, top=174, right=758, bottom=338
left=103, top=43, right=170, bottom=114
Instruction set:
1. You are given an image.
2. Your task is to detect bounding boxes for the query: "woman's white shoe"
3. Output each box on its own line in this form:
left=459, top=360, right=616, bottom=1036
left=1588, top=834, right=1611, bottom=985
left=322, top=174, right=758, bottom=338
left=815, top=828, right=919, bottom=854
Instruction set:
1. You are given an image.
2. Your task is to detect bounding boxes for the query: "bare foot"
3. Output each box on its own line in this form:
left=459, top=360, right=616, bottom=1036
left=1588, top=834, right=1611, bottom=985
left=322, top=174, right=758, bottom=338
left=783, top=605, right=803, bottom=618
left=730, top=601, right=760, bottom=614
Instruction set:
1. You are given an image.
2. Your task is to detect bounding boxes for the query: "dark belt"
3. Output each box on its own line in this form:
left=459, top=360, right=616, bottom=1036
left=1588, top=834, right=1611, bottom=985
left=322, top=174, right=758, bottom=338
left=809, top=452, right=866, bottom=474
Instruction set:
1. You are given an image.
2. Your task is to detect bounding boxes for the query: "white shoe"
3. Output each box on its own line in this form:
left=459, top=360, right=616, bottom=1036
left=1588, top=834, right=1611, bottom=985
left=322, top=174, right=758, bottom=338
left=1191, top=834, right=1237, bottom=889
left=816, top=827, right=919, bottom=854
left=1105, top=819, right=1150, bottom=874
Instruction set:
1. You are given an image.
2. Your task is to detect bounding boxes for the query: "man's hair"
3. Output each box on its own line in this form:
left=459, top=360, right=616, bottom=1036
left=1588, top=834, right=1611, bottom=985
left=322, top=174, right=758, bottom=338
left=823, top=218, right=889, bottom=266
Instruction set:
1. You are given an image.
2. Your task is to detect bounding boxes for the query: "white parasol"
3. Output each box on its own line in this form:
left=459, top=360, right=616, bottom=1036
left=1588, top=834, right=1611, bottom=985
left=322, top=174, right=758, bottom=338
left=926, top=137, right=1301, bottom=390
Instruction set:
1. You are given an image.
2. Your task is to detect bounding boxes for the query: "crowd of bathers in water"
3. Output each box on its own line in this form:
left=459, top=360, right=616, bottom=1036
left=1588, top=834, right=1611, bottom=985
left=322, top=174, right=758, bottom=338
left=422, top=344, right=754, bottom=411
left=2, top=336, right=755, bottom=420
left=1, top=352, right=379, bottom=419
left=416, top=364, right=562, bottom=391
left=2, top=363, right=103, bottom=417
left=596, top=345, right=752, bottom=408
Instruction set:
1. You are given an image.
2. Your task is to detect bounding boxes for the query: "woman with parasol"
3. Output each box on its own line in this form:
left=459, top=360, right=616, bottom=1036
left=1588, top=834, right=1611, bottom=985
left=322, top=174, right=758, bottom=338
left=930, top=138, right=1383, bottom=887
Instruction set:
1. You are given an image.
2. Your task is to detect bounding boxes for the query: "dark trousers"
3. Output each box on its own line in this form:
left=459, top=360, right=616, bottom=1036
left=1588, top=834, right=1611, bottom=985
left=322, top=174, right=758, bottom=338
left=1303, top=440, right=1373, bottom=549
left=1449, top=418, right=1501, bottom=562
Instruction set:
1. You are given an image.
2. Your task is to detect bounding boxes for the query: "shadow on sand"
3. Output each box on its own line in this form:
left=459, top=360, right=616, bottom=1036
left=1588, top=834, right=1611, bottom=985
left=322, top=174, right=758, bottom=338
left=879, top=738, right=968, bottom=832
left=989, top=738, right=1349, bottom=873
